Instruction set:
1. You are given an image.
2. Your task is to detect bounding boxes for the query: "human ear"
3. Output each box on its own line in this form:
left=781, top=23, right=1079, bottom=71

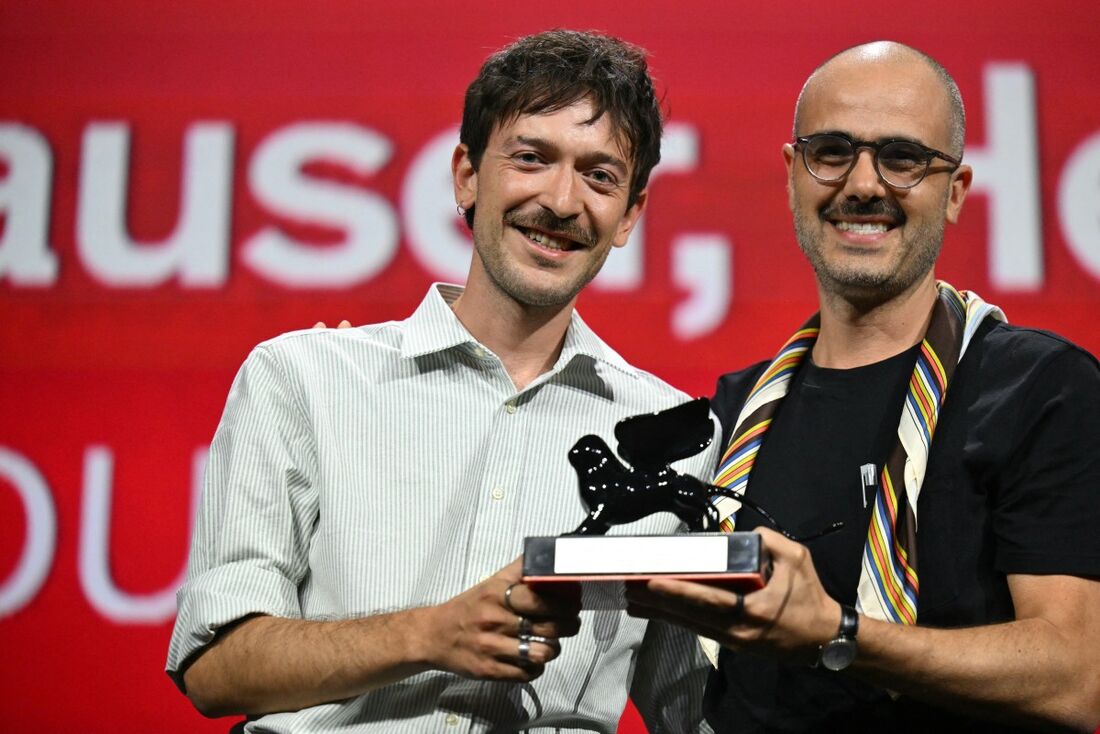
left=452, top=144, right=477, bottom=210
left=782, top=143, right=797, bottom=212
left=945, top=164, right=973, bottom=224
left=612, top=189, right=648, bottom=248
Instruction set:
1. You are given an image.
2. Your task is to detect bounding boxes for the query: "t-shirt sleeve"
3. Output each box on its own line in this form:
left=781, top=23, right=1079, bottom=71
left=165, top=344, right=320, bottom=692
left=993, top=346, right=1100, bottom=576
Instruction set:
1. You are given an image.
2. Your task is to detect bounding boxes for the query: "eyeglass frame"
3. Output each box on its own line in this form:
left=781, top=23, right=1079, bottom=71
left=793, top=132, right=962, bottom=190
left=705, top=480, right=844, bottom=543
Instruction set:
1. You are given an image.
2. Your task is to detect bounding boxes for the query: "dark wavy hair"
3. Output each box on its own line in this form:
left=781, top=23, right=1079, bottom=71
left=459, top=29, right=663, bottom=228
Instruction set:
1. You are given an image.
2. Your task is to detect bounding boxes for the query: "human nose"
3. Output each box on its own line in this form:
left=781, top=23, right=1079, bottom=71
left=842, top=148, right=887, bottom=201
left=539, top=165, right=584, bottom=219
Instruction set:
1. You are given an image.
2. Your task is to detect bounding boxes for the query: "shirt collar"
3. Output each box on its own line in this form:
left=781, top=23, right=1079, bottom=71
left=401, top=283, right=639, bottom=378
left=556, top=308, right=638, bottom=377
left=400, top=283, right=475, bottom=358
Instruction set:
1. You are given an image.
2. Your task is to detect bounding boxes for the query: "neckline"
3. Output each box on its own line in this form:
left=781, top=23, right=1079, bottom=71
left=801, top=342, right=921, bottom=386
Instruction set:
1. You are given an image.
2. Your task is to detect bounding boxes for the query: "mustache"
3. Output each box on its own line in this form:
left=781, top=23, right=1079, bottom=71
left=821, top=199, right=906, bottom=223
left=504, top=209, right=597, bottom=248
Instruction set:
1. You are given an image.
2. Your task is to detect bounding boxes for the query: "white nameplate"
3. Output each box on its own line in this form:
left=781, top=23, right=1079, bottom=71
left=553, top=535, right=728, bottom=574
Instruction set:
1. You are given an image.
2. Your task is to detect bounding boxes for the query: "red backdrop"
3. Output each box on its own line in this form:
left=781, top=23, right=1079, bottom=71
left=3, top=2, right=1099, bottom=731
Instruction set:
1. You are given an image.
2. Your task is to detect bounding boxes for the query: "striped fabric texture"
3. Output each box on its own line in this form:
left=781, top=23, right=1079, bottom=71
left=711, top=282, right=1004, bottom=624
left=167, top=284, right=720, bottom=733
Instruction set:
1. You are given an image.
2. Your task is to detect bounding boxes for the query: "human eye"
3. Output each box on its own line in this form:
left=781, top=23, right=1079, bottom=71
left=512, top=151, right=545, bottom=168
left=809, top=136, right=853, bottom=165
left=879, top=142, right=926, bottom=172
left=586, top=167, right=620, bottom=189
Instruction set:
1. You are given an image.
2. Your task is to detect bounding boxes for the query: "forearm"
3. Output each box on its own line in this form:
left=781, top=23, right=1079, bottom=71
left=183, top=608, right=434, bottom=717
left=625, top=534, right=1100, bottom=733
left=854, top=614, right=1100, bottom=732
left=180, top=561, right=578, bottom=719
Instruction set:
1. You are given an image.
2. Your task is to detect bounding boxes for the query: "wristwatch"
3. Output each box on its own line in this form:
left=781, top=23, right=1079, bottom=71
left=817, top=603, right=859, bottom=671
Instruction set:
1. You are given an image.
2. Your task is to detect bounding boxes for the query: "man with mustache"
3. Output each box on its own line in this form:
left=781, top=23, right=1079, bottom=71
left=627, top=41, right=1100, bottom=732
left=166, top=30, right=718, bottom=732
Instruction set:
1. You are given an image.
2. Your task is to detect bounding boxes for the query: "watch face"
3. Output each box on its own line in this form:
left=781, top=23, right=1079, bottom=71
left=820, top=638, right=857, bottom=671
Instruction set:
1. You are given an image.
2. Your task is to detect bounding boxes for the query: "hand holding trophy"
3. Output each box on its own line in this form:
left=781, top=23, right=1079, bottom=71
left=523, top=399, right=842, bottom=608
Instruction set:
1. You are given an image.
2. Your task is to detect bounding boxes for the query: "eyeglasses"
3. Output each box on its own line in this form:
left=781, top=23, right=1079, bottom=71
left=706, top=481, right=844, bottom=543
left=794, top=132, right=961, bottom=189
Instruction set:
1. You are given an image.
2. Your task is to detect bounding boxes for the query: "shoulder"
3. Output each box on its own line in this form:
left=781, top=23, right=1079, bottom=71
left=951, top=321, right=1100, bottom=463
left=964, top=321, right=1100, bottom=394
left=223, top=321, right=413, bottom=405
left=977, top=321, right=1097, bottom=363
left=571, top=324, right=703, bottom=412
left=596, top=358, right=704, bottom=417
left=251, top=320, right=407, bottom=370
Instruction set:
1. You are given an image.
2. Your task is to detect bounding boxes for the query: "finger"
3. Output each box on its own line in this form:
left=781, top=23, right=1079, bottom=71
left=530, top=636, right=561, bottom=663
left=469, top=656, right=545, bottom=682
left=337, top=319, right=352, bottom=328
left=313, top=321, right=327, bottom=328
left=513, top=610, right=573, bottom=639
left=626, top=580, right=755, bottom=636
left=754, top=526, right=803, bottom=560
left=531, top=580, right=582, bottom=605
left=507, top=581, right=582, bottom=619
left=520, top=616, right=581, bottom=639
left=510, top=635, right=561, bottom=667
left=501, top=598, right=580, bottom=638
left=481, top=633, right=559, bottom=670
left=535, top=585, right=582, bottom=618
left=637, top=577, right=747, bottom=612
left=492, top=557, right=524, bottom=585
left=488, top=558, right=525, bottom=610
left=523, top=635, right=562, bottom=660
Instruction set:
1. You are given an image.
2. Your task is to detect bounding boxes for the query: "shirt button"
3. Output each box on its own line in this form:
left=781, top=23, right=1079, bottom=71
left=491, top=487, right=505, bottom=500
left=445, top=713, right=459, bottom=726
left=472, top=346, right=487, bottom=359
left=505, top=401, right=517, bottom=414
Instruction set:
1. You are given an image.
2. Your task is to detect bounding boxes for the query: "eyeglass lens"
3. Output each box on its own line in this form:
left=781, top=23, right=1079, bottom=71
left=803, top=135, right=930, bottom=188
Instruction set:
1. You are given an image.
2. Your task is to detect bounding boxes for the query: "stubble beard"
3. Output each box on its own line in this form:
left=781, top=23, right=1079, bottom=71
left=474, top=208, right=607, bottom=309
left=793, top=195, right=947, bottom=309
left=476, top=240, right=610, bottom=308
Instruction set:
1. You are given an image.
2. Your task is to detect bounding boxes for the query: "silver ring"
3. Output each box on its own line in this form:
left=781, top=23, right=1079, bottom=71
left=517, top=636, right=531, bottom=663
left=504, top=582, right=521, bottom=614
left=518, top=615, right=533, bottom=636
left=521, top=634, right=552, bottom=646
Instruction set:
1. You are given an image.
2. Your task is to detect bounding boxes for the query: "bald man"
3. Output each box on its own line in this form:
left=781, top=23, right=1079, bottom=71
left=626, top=42, right=1100, bottom=732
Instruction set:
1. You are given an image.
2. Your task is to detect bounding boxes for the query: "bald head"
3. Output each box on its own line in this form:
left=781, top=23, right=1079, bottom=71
left=793, top=41, right=965, bottom=157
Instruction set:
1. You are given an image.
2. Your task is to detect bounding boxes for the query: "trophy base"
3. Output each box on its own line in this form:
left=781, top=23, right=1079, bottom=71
left=522, top=532, right=770, bottom=609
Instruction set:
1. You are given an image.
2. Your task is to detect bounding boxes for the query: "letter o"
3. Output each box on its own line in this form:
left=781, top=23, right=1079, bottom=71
left=0, top=447, right=57, bottom=618
left=1059, top=130, right=1100, bottom=280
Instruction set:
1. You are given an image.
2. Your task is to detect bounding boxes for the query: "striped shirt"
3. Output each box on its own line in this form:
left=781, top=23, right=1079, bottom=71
left=167, top=284, right=720, bottom=733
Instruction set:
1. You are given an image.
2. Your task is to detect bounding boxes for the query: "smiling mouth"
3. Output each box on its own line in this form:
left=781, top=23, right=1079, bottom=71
left=516, top=225, right=583, bottom=252
left=823, top=200, right=904, bottom=236
left=832, top=221, right=893, bottom=235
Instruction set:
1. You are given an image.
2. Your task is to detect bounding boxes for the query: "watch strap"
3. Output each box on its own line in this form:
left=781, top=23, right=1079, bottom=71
left=838, top=603, right=859, bottom=640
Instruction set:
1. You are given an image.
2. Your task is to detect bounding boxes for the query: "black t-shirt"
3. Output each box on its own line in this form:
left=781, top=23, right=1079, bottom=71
left=705, top=320, right=1100, bottom=733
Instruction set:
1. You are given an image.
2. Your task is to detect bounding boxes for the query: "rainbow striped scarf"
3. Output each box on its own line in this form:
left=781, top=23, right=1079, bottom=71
left=711, top=282, right=1004, bottom=624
